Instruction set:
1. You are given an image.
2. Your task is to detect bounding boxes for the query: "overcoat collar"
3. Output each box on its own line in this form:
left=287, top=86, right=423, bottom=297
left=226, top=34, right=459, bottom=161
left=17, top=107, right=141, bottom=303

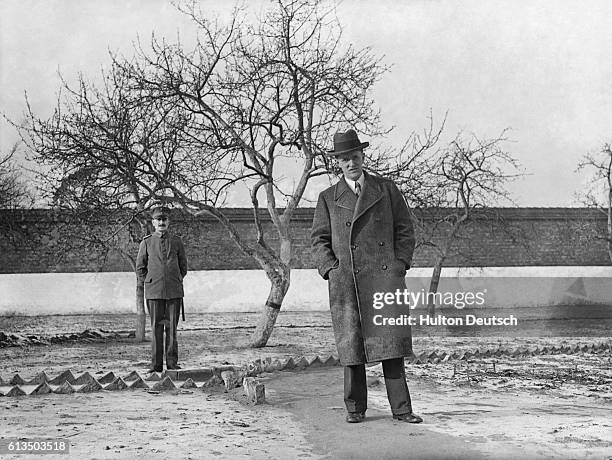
left=334, top=171, right=383, bottom=220
left=333, top=176, right=356, bottom=211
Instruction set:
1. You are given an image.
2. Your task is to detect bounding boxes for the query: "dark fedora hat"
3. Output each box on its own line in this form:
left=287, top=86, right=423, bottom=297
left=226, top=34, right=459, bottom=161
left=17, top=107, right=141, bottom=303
left=327, top=129, right=369, bottom=156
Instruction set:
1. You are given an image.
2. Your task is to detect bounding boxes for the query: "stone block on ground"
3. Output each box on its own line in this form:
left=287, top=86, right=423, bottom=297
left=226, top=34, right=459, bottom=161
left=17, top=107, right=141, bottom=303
left=180, top=378, right=197, bottom=389
left=74, top=372, right=97, bottom=385
left=128, top=377, right=149, bottom=389
left=32, top=381, right=53, bottom=395
left=123, top=370, right=140, bottom=381
left=242, top=377, right=265, bottom=405
left=515, top=348, right=528, bottom=357
left=221, top=370, right=245, bottom=391
left=322, top=356, right=339, bottom=367
left=98, top=372, right=117, bottom=384
left=294, top=357, right=309, bottom=370
left=77, top=379, right=103, bottom=393
left=215, top=365, right=238, bottom=375
left=165, top=367, right=214, bottom=381
left=6, top=386, right=26, bottom=397
left=145, top=372, right=162, bottom=381
left=27, top=372, right=50, bottom=385
left=9, top=374, right=25, bottom=385
left=261, top=358, right=274, bottom=372
left=49, top=370, right=77, bottom=385
left=247, top=359, right=263, bottom=376
left=150, top=376, right=178, bottom=392
left=200, top=375, right=223, bottom=388
left=53, top=381, right=75, bottom=394
left=104, top=377, right=128, bottom=391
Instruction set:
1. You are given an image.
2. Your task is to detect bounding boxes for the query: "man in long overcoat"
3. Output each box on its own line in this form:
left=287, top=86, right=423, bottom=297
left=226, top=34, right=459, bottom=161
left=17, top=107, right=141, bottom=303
left=136, top=206, right=188, bottom=372
left=311, top=129, right=422, bottom=424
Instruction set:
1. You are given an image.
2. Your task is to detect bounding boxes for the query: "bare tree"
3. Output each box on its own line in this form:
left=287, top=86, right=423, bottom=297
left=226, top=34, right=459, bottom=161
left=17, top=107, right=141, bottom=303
left=15, top=63, right=194, bottom=341
left=0, top=143, right=32, bottom=209
left=379, top=128, right=522, bottom=315
left=0, top=142, right=34, bottom=252
left=109, top=0, right=396, bottom=347
left=577, top=143, right=612, bottom=262
left=17, top=0, right=390, bottom=347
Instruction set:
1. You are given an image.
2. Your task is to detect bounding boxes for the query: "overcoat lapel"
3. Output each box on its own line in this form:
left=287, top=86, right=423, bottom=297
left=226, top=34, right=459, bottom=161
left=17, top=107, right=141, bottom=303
left=334, top=178, right=357, bottom=211
left=353, top=172, right=382, bottom=222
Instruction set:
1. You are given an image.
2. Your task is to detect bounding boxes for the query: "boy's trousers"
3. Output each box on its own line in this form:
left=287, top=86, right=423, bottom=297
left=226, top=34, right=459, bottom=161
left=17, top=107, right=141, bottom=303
left=147, top=298, right=181, bottom=369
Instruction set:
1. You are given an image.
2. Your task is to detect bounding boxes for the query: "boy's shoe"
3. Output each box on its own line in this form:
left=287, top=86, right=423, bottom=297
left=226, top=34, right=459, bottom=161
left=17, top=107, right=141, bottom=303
left=346, top=412, right=366, bottom=423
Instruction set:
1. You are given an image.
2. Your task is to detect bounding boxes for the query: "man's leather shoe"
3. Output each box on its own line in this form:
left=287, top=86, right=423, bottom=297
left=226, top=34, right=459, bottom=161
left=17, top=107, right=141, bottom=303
left=147, top=368, right=162, bottom=373
left=167, top=365, right=181, bottom=370
left=393, top=413, right=423, bottom=423
left=346, top=412, right=366, bottom=423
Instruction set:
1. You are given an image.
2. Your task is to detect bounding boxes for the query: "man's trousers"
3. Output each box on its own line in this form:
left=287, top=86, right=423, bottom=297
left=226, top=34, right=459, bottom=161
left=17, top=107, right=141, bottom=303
left=146, top=299, right=181, bottom=369
left=344, top=357, right=412, bottom=415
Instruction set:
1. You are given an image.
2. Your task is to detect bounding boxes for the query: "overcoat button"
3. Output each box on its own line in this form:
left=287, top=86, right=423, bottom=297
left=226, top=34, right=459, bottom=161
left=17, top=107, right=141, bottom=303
left=346, top=222, right=351, bottom=227
left=351, top=244, right=358, bottom=250
left=378, top=241, right=385, bottom=246
left=382, top=265, right=388, bottom=270
left=354, top=269, right=359, bottom=274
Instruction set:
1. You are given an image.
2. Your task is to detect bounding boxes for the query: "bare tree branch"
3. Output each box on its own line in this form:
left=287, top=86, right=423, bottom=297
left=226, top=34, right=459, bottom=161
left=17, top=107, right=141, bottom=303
left=577, top=143, right=612, bottom=262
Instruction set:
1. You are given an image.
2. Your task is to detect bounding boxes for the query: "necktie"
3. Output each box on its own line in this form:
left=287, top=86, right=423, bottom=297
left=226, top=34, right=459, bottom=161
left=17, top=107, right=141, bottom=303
left=355, top=182, right=361, bottom=197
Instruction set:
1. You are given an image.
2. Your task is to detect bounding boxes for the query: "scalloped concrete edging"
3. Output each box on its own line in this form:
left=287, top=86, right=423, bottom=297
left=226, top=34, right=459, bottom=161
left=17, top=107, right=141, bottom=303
left=1, top=341, right=610, bottom=397
left=405, top=341, right=612, bottom=364
left=0, top=329, right=121, bottom=348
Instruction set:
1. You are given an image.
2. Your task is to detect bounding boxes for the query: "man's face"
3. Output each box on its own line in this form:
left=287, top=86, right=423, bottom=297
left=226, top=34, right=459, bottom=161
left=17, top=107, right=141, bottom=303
left=152, top=215, right=170, bottom=233
left=336, top=149, right=364, bottom=181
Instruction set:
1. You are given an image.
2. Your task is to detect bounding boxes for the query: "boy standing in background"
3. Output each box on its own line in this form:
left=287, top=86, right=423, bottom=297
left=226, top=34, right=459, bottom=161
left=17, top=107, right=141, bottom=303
left=136, top=206, right=188, bottom=372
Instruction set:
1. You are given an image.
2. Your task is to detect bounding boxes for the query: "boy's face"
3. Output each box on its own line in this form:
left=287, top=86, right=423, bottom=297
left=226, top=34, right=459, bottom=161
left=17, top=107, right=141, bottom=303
left=152, top=215, right=170, bottom=233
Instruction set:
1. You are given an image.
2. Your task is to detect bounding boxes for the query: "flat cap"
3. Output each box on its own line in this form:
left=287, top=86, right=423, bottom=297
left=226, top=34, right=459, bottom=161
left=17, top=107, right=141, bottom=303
left=150, top=206, right=171, bottom=218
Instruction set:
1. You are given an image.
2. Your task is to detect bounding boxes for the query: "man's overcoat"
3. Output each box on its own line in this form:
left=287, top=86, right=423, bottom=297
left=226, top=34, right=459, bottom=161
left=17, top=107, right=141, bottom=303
left=311, top=172, right=415, bottom=365
left=136, top=232, right=188, bottom=300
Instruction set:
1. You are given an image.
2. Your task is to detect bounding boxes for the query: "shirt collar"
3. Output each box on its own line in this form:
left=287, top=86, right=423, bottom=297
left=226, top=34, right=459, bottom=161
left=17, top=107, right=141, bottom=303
left=344, top=173, right=365, bottom=194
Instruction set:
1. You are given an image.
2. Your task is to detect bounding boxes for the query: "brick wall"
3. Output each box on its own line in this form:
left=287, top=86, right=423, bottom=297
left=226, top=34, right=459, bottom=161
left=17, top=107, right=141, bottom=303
left=0, top=208, right=609, bottom=273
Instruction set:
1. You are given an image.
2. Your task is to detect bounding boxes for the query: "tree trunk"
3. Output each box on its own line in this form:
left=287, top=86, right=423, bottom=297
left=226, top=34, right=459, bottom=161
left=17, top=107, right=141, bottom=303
left=133, top=218, right=149, bottom=342
left=427, top=220, right=461, bottom=316
left=427, top=258, right=444, bottom=317
left=250, top=267, right=291, bottom=348
left=135, top=283, right=146, bottom=342
left=607, top=187, right=612, bottom=263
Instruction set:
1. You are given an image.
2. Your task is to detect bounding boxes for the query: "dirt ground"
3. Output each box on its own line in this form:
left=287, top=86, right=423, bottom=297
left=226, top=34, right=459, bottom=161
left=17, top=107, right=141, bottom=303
left=0, top=315, right=611, bottom=459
